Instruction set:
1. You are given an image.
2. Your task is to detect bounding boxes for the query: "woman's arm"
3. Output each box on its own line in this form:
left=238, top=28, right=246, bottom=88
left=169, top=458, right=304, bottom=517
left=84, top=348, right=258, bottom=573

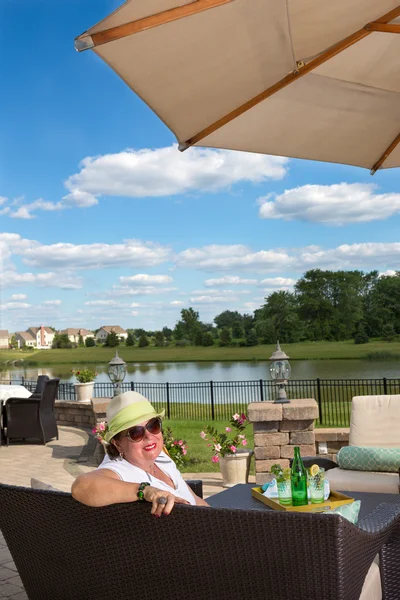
left=71, top=469, right=190, bottom=514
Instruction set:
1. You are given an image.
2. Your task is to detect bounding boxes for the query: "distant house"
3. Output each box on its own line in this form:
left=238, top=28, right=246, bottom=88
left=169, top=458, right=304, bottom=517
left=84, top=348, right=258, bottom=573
left=96, top=325, right=128, bottom=342
left=26, top=326, right=55, bottom=349
left=60, top=328, right=93, bottom=344
left=15, top=331, right=36, bottom=348
left=0, top=330, right=9, bottom=349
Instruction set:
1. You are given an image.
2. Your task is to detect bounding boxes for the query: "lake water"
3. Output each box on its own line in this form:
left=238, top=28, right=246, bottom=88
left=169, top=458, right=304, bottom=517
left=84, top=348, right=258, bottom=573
left=1, top=359, right=399, bottom=384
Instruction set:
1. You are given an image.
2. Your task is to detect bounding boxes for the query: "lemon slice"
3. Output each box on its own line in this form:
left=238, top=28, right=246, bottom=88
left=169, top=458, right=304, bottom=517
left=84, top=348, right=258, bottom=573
left=310, top=464, right=320, bottom=477
left=282, top=467, right=291, bottom=479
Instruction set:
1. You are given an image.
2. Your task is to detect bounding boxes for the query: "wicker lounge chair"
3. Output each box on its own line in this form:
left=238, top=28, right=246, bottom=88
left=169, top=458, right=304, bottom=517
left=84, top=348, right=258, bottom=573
left=3, top=378, right=60, bottom=445
left=0, top=481, right=399, bottom=600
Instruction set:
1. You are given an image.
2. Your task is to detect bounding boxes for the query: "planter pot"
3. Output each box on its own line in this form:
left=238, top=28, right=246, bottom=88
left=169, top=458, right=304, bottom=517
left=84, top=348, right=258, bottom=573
left=219, top=449, right=253, bottom=488
left=74, top=382, right=95, bottom=402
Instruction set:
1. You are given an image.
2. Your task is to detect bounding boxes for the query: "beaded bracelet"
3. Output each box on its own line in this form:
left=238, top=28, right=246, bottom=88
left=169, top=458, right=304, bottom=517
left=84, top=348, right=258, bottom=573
left=137, top=482, right=150, bottom=501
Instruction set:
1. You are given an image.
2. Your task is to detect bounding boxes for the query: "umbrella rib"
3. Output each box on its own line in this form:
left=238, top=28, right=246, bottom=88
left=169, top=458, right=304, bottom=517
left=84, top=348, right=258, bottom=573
left=371, top=133, right=400, bottom=174
left=181, top=4, right=400, bottom=150
left=365, top=23, right=400, bottom=33
left=76, top=0, right=233, bottom=50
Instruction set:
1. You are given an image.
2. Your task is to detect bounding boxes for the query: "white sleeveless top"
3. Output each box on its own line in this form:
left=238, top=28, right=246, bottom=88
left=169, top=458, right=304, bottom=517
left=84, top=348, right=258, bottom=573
left=97, top=451, right=196, bottom=505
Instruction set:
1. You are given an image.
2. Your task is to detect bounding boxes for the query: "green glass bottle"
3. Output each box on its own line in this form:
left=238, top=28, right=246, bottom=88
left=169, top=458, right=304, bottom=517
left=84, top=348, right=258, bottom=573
left=291, top=446, right=308, bottom=506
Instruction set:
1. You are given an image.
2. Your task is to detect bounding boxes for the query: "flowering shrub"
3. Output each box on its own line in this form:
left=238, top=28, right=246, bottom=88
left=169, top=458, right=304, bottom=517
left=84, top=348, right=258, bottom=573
left=93, top=421, right=108, bottom=443
left=200, top=413, right=248, bottom=463
left=71, top=368, right=97, bottom=383
left=163, top=427, right=188, bottom=468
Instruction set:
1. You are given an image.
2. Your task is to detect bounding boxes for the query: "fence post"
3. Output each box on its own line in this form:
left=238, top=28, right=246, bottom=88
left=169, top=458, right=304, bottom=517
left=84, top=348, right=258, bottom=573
left=383, top=377, right=388, bottom=395
left=130, top=381, right=135, bottom=392
left=259, top=379, right=264, bottom=402
left=210, top=381, right=215, bottom=421
left=22, top=376, right=24, bottom=385
left=316, top=378, right=323, bottom=424
left=166, top=382, right=170, bottom=419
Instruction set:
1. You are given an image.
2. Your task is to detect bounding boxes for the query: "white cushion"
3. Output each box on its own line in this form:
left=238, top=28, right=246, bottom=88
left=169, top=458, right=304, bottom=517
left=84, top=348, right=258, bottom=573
left=350, top=395, right=400, bottom=447
left=360, top=561, right=382, bottom=600
left=30, top=478, right=61, bottom=492
left=326, top=468, right=399, bottom=494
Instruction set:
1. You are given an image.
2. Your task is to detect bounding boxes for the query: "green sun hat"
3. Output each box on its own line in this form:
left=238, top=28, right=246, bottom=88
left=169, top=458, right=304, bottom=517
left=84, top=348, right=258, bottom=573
left=104, top=391, right=165, bottom=443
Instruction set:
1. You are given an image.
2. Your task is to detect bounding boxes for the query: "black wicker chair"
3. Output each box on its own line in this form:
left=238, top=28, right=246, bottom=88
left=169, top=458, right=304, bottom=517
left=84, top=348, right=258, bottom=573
left=30, top=374, right=50, bottom=399
left=0, top=482, right=400, bottom=600
left=4, top=378, right=60, bottom=445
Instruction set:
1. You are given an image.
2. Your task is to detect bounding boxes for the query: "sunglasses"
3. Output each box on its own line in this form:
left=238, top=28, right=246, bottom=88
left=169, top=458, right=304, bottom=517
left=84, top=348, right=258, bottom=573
left=124, top=417, right=162, bottom=443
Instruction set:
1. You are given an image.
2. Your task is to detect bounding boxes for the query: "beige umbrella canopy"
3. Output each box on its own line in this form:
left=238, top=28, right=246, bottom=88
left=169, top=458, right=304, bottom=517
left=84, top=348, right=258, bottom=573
left=75, top=0, right=400, bottom=173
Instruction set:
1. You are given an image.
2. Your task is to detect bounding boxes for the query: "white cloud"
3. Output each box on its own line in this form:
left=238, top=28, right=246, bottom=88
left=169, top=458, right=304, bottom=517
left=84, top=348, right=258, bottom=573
left=379, top=270, right=397, bottom=277
left=205, top=276, right=257, bottom=287
left=177, top=242, right=400, bottom=273
left=108, top=286, right=177, bottom=297
left=63, top=145, right=289, bottom=207
left=1, top=270, right=83, bottom=289
left=42, top=300, right=62, bottom=306
left=119, top=274, right=173, bottom=285
left=10, top=294, right=27, bottom=300
left=131, top=310, right=139, bottom=316
left=84, top=300, right=119, bottom=307
left=1, top=302, right=32, bottom=310
left=259, top=277, right=296, bottom=288
left=170, top=300, right=184, bottom=306
left=258, top=183, right=400, bottom=225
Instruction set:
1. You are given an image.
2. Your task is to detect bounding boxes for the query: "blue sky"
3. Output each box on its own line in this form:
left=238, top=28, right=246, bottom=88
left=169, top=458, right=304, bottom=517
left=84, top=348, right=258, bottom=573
left=1, top=0, right=399, bottom=334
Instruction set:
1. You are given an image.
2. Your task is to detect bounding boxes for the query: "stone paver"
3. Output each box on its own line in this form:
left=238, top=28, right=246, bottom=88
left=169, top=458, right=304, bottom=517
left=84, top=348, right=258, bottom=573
left=0, top=425, right=254, bottom=598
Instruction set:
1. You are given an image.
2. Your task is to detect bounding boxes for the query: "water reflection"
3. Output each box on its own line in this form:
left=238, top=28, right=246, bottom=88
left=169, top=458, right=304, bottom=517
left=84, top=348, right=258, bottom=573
left=1, top=358, right=399, bottom=384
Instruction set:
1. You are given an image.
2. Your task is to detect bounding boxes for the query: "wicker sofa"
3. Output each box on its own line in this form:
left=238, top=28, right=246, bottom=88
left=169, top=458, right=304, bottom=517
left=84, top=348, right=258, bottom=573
left=318, top=395, right=400, bottom=494
left=1, top=482, right=400, bottom=600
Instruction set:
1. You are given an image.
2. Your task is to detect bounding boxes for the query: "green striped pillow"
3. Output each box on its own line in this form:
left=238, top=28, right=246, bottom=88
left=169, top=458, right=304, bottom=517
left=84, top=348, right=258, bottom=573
left=337, top=447, right=400, bottom=473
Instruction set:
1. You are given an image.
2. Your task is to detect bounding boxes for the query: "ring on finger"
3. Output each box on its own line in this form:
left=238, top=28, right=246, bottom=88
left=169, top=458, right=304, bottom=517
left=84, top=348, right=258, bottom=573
left=157, top=496, right=168, bottom=505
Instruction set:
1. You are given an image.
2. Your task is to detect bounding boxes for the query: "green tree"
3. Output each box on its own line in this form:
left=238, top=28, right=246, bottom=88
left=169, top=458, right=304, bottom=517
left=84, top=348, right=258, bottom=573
left=382, top=323, right=396, bottom=342
left=256, top=291, right=302, bottom=343
left=10, top=335, right=18, bottom=349
left=245, top=329, right=259, bottom=346
left=232, top=321, right=244, bottom=339
left=214, top=310, right=243, bottom=329
left=105, top=331, right=119, bottom=347
left=85, top=337, right=95, bottom=347
left=52, top=333, right=72, bottom=349
left=126, top=332, right=135, bottom=346
left=354, top=323, right=369, bottom=344
left=138, top=334, right=149, bottom=347
left=78, top=334, right=84, bottom=347
left=174, top=307, right=203, bottom=344
left=162, top=327, right=173, bottom=341
left=202, top=332, right=214, bottom=346
left=194, top=330, right=204, bottom=346
left=154, top=331, right=165, bottom=346
left=219, top=328, right=231, bottom=346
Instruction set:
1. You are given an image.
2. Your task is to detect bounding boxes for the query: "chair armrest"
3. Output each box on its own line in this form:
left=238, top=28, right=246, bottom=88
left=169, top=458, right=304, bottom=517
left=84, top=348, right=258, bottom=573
left=6, top=397, right=40, bottom=406
left=186, top=479, right=203, bottom=499
left=291, top=456, right=337, bottom=471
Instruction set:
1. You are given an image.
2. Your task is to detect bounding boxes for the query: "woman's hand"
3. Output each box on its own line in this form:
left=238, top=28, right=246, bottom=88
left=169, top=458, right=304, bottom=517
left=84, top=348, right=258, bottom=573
left=143, top=485, right=190, bottom=516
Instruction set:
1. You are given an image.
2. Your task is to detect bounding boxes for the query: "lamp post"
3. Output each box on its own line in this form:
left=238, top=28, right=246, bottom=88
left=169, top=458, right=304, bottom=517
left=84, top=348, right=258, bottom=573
left=269, top=341, right=291, bottom=404
left=108, top=351, right=127, bottom=396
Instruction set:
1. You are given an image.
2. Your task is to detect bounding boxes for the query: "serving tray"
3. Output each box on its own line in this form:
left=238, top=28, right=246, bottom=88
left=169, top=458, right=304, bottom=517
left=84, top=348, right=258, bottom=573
left=251, top=487, right=354, bottom=512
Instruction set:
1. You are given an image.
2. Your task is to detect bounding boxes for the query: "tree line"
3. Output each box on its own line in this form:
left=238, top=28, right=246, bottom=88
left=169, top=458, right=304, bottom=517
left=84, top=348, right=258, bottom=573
left=51, top=269, right=400, bottom=349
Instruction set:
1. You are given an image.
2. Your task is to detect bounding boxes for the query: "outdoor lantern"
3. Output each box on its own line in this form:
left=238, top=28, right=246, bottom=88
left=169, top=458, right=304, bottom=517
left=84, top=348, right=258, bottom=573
left=108, top=351, right=127, bottom=396
left=269, top=341, right=291, bottom=404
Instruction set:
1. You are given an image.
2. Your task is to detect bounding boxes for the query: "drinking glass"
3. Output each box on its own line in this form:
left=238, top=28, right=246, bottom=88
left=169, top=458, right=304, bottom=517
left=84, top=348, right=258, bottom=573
left=308, top=468, right=325, bottom=504
left=277, top=479, right=292, bottom=505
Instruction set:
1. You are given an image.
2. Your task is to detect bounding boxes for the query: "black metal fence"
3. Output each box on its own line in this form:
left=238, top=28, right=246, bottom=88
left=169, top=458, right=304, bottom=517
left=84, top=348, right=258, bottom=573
left=1, top=377, right=400, bottom=426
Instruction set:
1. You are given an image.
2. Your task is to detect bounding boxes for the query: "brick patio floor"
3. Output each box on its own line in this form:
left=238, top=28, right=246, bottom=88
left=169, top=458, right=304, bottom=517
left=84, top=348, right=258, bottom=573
left=0, top=426, right=255, bottom=598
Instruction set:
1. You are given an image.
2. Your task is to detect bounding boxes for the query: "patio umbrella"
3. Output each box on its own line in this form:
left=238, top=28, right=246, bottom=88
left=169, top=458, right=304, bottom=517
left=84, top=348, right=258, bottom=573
left=75, top=1, right=400, bottom=173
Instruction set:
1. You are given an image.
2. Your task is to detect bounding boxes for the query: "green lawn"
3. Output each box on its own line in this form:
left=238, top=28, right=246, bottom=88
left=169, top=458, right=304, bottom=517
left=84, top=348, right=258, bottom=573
left=166, top=419, right=255, bottom=474
left=1, top=339, right=399, bottom=366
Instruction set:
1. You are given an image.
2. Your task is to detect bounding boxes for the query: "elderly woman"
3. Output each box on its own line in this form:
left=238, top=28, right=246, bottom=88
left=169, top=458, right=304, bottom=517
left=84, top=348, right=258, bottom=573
left=72, top=391, right=208, bottom=515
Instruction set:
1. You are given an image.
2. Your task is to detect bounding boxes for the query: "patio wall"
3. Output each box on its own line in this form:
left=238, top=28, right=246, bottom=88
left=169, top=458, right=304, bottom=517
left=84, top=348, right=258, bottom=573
left=55, top=400, right=96, bottom=428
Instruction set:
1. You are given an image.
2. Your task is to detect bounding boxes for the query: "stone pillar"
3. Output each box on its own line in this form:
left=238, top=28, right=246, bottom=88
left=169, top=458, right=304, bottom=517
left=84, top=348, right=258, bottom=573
left=248, top=399, right=319, bottom=486
left=91, top=397, right=112, bottom=465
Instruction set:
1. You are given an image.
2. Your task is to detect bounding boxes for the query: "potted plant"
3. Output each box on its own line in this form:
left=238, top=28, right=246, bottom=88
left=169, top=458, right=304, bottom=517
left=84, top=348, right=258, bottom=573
left=162, top=427, right=188, bottom=468
left=200, top=413, right=253, bottom=487
left=71, top=368, right=97, bottom=402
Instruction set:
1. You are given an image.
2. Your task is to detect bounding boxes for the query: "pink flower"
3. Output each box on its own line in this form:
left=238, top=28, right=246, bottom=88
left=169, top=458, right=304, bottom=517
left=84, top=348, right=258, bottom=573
left=241, top=413, right=247, bottom=421
left=92, top=427, right=97, bottom=434
left=211, top=455, right=219, bottom=463
left=225, top=427, right=231, bottom=432
left=98, top=423, right=106, bottom=431
left=242, top=439, right=248, bottom=446
left=182, top=448, right=187, bottom=455
left=214, top=443, right=222, bottom=452
left=206, top=443, right=212, bottom=447
left=232, top=413, right=240, bottom=421
left=200, top=431, right=207, bottom=439
left=230, top=445, right=237, bottom=453
left=178, top=440, right=183, bottom=446
left=238, top=435, right=245, bottom=439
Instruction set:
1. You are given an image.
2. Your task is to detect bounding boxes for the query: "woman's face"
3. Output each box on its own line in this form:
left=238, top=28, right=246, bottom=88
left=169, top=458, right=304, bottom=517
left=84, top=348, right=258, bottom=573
left=112, top=418, right=163, bottom=467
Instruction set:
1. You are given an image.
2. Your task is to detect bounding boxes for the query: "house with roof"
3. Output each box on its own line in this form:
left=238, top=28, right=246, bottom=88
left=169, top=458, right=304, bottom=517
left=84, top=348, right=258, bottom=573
left=96, top=325, right=128, bottom=343
left=0, top=330, right=9, bottom=349
left=15, top=331, right=36, bottom=348
left=26, top=326, right=55, bottom=349
left=60, top=328, right=94, bottom=344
